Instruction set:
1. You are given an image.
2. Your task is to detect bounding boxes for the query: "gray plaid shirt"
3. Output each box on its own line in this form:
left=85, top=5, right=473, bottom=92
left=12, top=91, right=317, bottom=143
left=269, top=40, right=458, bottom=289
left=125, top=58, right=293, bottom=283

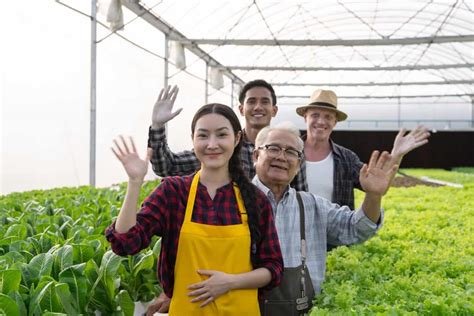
left=330, top=141, right=364, bottom=209
left=301, top=134, right=364, bottom=209
left=252, top=176, right=383, bottom=294
left=148, top=126, right=308, bottom=191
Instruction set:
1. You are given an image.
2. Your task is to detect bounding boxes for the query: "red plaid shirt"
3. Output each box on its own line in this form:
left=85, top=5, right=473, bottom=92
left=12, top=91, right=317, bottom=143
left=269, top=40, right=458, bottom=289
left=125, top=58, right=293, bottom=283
left=105, top=174, right=283, bottom=298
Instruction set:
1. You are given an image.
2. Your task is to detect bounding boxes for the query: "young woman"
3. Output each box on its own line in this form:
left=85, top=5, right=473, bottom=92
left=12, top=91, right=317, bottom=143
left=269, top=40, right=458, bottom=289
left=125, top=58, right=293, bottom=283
left=106, top=103, right=283, bottom=315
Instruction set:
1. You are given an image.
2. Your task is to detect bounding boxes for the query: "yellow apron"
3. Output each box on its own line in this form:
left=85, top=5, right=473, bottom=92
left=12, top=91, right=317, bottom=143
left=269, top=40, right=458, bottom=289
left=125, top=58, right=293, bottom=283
left=168, top=171, right=260, bottom=315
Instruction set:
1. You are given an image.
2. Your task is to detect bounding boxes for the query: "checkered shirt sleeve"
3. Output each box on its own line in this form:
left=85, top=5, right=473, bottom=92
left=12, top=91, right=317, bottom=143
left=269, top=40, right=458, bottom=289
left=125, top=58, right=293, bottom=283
left=148, top=126, right=201, bottom=176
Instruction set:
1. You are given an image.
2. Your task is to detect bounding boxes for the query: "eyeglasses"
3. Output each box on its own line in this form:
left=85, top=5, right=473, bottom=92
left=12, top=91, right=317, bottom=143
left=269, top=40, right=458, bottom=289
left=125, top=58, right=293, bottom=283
left=257, top=144, right=303, bottom=161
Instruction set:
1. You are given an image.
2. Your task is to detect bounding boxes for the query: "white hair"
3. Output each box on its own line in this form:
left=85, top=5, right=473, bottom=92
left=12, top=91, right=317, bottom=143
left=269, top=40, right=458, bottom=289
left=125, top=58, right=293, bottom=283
left=255, top=121, right=304, bottom=151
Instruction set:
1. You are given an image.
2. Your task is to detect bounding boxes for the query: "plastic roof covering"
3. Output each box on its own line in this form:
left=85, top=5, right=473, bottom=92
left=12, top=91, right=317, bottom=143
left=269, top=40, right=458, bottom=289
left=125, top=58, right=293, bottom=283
left=131, top=1, right=473, bottom=120
left=68, top=0, right=474, bottom=128
left=2, top=0, right=473, bottom=195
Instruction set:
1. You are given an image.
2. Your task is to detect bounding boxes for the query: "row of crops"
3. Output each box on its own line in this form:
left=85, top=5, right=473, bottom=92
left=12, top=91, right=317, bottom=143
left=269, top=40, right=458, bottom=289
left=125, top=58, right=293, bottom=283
left=312, top=168, right=474, bottom=315
left=1, top=169, right=473, bottom=315
left=0, top=182, right=162, bottom=315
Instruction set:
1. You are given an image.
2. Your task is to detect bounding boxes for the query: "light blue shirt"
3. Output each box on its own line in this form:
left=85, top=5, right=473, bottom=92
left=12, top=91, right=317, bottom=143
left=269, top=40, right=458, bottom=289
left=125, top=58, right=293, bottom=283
left=252, top=176, right=383, bottom=294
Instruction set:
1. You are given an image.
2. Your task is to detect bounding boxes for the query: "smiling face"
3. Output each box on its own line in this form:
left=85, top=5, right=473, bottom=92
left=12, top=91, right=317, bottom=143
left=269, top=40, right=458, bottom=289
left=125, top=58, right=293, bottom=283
left=193, top=113, right=240, bottom=172
left=304, top=107, right=337, bottom=142
left=254, top=129, right=301, bottom=187
left=239, top=86, right=278, bottom=130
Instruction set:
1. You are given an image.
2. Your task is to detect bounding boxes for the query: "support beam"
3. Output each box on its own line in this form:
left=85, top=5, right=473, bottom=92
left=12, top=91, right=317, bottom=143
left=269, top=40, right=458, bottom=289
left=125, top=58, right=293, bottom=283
left=89, top=0, right=97, bottom=187
left=180, top=35, right=474, bottom=46
left=397, top=96, right=401, bottom=128
left=164, top=35, right=169, bottom=87
left=279, top=94, right=474, bottom=99
left=231, top=80, right=234, bottom=108
left=222, top=63, right=473, bottom=72
left=471, top=96, right=474, bottom=128
left=122, top=0, right=244, bottom=86
left=205, top=64, right=209, bottom=104
left=271, top=79, right=474, bottom=87
left=164, top=35, right=169, bottom=140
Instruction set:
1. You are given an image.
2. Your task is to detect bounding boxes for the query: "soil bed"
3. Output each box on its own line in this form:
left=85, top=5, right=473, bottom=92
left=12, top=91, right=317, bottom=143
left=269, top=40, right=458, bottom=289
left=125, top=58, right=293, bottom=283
left=391, top=174, right=443, bottom=188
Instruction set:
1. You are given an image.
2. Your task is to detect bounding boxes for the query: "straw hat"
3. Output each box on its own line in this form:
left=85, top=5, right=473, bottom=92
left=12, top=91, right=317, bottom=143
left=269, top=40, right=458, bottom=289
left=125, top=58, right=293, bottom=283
left=296, top=89, right=347, bottom=122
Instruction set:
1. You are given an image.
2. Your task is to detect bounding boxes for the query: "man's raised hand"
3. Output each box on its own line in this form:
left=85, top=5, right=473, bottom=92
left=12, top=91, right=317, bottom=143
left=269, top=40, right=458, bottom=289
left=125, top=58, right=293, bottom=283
left=391, top=125, right=430, bottom=160
left=359, top=151, right=399, bottom=196
left=151, top=85, right=183, bottom=129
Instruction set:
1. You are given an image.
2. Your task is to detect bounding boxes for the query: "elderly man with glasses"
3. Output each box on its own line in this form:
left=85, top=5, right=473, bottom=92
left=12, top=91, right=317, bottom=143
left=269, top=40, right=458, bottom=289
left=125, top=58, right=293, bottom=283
left=252, top=122, right=397, bottom=315
left=146, top=121, right=398, bottom=315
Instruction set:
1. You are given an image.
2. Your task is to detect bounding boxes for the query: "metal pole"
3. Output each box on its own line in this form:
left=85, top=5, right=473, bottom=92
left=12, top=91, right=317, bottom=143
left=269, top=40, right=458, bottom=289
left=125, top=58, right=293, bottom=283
left=90, top=0, right=97, bottom=187
left=163, top=35, right=169, bottom=139
left=164, top=35, right=169, bottom=88
left=205, top=64, right=209, bottom=104
left=471, top=96, right=474, bottom=128
left=230, top=80, right=234, bottom=108
left=397, top=96, right=401, bottom=128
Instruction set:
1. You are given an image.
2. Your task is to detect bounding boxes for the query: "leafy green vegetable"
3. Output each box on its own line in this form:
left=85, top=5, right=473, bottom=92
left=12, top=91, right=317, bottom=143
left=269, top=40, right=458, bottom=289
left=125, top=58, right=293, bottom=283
left=311, top=170, right=474, bottom=315
left=0, top=270, right=21, bottom=294
left=59, top=263, right=88, bottom=314
left=0, top=293, right=20, bottom=316
left=0, top=181, right=162, bottom=315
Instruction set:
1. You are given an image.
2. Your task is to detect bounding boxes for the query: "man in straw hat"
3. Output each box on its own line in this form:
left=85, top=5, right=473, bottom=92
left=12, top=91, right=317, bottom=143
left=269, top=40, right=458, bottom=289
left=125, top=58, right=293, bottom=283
left=296, top=89, right=430, bottom=229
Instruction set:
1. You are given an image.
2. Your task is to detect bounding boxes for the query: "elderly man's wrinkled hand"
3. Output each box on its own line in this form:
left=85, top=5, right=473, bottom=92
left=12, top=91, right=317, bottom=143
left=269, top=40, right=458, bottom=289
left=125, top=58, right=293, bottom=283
left=359, top=151, right=398, bottom=196
left=146, top=292, right=171, bottom=316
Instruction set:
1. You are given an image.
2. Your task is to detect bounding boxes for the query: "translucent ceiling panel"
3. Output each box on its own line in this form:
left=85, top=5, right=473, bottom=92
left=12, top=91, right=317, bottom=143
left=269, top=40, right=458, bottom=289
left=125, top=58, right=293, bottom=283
left=124, top=0, right=473, bottom=126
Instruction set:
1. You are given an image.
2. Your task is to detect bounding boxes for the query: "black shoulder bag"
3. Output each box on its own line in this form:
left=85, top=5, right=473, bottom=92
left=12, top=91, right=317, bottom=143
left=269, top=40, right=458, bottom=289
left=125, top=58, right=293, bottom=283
left=260, top=192, right=316, bottom=316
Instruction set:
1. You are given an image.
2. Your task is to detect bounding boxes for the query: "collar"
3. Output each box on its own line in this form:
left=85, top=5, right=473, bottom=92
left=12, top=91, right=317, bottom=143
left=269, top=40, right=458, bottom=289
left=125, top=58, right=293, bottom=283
left=328, top=139, right=344, bottom=158
left=189, top=171, right=234, bottom=192
left=252, top=176, right=291, bottom=202
left=301, top=133, right=343, bottom=159
left=242, top=129, right=254, bottom=146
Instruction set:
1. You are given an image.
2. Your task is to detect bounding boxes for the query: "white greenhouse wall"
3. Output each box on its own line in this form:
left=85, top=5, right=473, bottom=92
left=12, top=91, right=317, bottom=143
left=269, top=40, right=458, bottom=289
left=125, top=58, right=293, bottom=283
left=1, top=1, right=472, bottom=195
left=0, top=1, right=234, bottom=194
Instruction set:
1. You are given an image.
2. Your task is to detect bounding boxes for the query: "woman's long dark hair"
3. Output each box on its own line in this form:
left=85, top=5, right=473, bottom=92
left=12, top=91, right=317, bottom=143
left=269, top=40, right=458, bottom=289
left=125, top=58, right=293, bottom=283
left=191, top=103, right=261, bottom=266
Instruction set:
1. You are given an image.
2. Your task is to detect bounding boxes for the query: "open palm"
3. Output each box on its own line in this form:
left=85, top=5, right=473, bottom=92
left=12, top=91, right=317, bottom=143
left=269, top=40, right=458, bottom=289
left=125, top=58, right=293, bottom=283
left=391, top=125, right=430, bottom=158
left=112, top=136, right=151, bottom=182
left=151, top=85, right=183, bottom=128
left=360, top=151, right=398, bottom=196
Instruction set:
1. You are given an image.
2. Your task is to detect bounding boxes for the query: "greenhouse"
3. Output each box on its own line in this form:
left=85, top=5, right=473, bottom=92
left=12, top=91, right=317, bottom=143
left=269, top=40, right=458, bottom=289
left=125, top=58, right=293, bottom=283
left=1, top=0, right=473, bottom=315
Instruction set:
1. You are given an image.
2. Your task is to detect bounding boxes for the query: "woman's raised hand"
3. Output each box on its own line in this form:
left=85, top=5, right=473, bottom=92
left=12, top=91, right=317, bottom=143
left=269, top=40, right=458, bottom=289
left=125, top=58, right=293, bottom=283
left=111, top=136, right=151, bottom=183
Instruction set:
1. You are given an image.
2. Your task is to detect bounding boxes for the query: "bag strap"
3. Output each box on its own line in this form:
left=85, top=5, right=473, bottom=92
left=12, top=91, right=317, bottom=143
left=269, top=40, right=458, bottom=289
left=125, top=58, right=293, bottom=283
left=295, top=192, right=306, bottom=265
left=296, top=191, right=312, bottom=312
